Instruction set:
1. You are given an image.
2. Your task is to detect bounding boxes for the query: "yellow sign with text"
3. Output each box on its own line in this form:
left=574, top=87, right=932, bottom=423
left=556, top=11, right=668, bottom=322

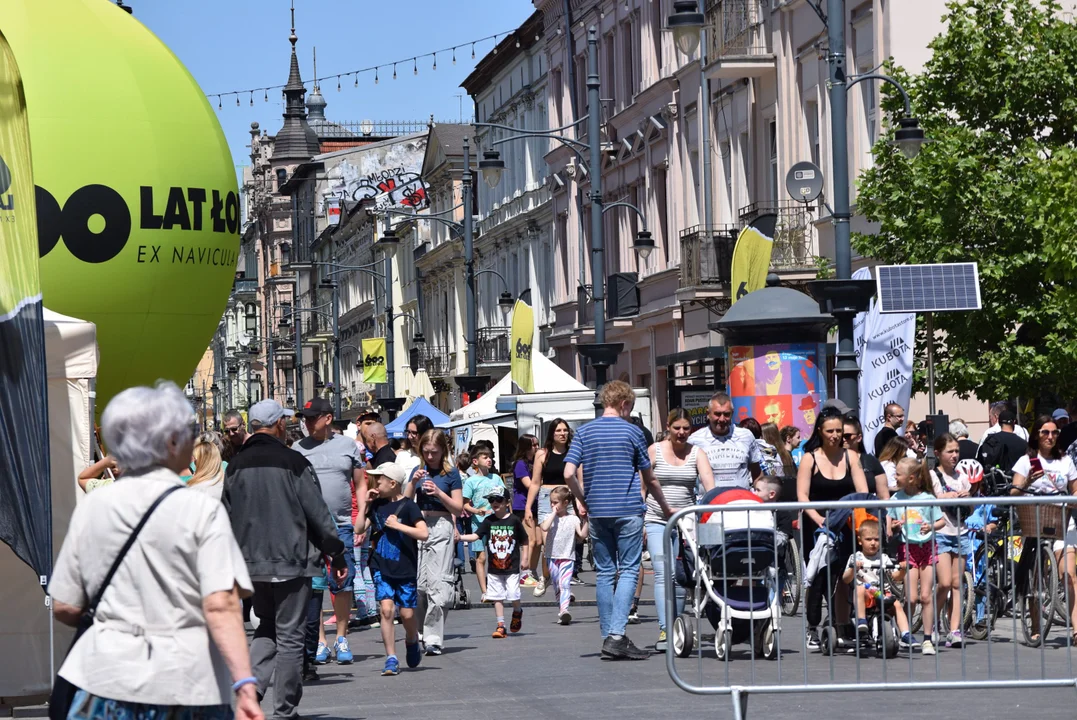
left=510, top=299, right=534, bottom=393
left=361, top=337, right=388, bottom=384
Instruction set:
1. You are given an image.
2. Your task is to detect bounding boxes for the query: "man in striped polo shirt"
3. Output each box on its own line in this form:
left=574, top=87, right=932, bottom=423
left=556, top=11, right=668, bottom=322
left=564, top=380, right=672, bottom=660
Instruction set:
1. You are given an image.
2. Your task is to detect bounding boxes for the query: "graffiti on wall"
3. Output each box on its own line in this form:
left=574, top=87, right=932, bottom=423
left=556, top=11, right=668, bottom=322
left=320, top=138, right=430, bottom=219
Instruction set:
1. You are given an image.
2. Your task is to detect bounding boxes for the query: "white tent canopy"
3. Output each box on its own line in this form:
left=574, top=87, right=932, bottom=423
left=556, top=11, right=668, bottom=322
left=446, top=353, right=587, bottom=461
left=0, top=309, right=97, bottom=699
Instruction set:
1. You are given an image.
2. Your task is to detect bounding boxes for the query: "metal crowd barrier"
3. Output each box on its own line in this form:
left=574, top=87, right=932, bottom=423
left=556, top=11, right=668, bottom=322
left=662, top=495, right=1077, bottom=719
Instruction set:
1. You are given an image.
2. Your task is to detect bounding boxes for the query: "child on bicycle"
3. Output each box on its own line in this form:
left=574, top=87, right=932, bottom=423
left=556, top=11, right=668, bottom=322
left=887, top=457, right=946, bottom=654
left=842, top=518, right=912, bottom=646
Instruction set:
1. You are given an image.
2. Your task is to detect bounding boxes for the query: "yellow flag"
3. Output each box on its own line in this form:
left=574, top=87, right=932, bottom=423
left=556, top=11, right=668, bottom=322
left=361, top=337, right=388, bottom=384
left=730, top=214, right=776, bottom=304
left=510, top=299, right=534, bottom=393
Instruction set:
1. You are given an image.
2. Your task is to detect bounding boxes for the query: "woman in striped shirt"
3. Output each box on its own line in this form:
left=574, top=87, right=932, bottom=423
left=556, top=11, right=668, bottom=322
left=645, top=408, right=715, bottom=652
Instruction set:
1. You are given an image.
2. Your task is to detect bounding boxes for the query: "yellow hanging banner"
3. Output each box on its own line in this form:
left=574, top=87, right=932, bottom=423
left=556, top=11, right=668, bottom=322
left=361, top=337, right=388, bottom=384
left=730, top=214, right=777, bottom=304
left=510, top=299, right=534, bottom=393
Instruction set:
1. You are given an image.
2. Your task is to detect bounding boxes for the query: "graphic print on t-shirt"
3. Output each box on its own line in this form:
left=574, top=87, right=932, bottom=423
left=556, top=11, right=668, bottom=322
left=487, top=523, right=516, bottom=572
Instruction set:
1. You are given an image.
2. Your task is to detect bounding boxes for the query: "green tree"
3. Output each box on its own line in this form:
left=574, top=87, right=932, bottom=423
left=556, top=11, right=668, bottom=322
left=855, top=0, right=1077, bottom=402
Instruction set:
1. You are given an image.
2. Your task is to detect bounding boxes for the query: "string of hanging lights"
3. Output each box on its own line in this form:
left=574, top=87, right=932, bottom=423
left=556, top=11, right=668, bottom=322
left=207, top=27, right=534, bottom=109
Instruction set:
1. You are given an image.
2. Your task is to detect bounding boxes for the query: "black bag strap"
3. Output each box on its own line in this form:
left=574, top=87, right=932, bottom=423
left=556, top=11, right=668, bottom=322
left=85, top=484, right=183, bottom=617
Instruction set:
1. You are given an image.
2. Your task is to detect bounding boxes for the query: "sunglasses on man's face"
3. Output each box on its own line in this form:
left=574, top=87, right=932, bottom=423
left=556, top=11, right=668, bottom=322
left=225, top=426, right=242, bottom=434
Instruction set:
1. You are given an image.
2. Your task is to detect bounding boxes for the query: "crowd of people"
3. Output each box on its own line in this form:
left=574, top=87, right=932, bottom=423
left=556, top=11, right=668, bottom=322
left=52, top=383, right=1077, bottom=720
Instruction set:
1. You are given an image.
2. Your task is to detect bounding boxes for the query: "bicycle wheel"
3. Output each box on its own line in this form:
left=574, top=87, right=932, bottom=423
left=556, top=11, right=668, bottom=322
left=1019, top=544, right=1057, bottom=645
left=961, top=570, right=975, bottom=630
left=1053, top=548, right=1070, bottom=626
left=781, top=537, right=802, bottom=616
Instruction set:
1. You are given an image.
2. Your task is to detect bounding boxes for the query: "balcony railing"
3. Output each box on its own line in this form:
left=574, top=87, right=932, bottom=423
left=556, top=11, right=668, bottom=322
left=706, top=0, right=769, bottom=58
left=423, top=346, right=454, bottom=378
left=679, top=225, right=738, bottom=288
left=233, top=277, right=258, bottom=296
left=737, top=201, right=815, bottom=270
left=477, top=326, right=511, bottom=366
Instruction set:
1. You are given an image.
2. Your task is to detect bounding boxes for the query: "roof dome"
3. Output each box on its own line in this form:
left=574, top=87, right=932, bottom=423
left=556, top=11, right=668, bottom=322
left=710, top=274, right=835, bottom=343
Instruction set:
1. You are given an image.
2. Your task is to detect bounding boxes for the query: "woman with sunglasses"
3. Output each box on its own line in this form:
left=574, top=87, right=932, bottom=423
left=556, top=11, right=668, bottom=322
left=1011, top=415, right=1077, bottom=645
left=797, top=406, right=869, bottom=650
left=842, top=417, right=888, bottom=499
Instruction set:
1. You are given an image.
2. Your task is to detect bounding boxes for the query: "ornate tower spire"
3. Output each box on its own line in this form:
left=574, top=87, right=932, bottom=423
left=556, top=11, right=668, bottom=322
left=273, top=0, right=320, bottom=161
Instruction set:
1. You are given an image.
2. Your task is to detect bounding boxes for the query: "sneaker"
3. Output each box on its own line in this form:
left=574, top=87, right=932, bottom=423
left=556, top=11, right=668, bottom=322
left=521, top=573, right=538, bottom=587
left=899, top=632, right=921, bottom=650
left=601, top=634, right=650, bottom=660
left=302, top=666, right=319, bottom=683
left=480, top=592, right=488, bottom=603
left=570, top=575, right=584, bottom=586
left=627, top=606, right=641, bottom=624
left=655, top=630, right=668, bottom=653
left=921, top=639, right=936, bottom=656
left=381, top=656, right=400, bottom=676
left=323, top=614, right=337, bottom=627
left=314, top=641, right=330, bottom=664
left=569, top=594, right=576, bottom=606
left=425, top=644, right=443, bottom=656
left=334, top=636, right=353, bottom=664
left=642, top=550, right=652, bottom=562
left=559, top=610, right=572, bottom=625
left=806, top=629, right=821, bottom=650
left=492, top=623, right=508, bottom=639
left=950, top=630, right=964, bottom=649
left=405, top=642, right=422, bottom=669
left=510, top=609, right=523, bottom=633
left=533, top=578, right=548, bottom=597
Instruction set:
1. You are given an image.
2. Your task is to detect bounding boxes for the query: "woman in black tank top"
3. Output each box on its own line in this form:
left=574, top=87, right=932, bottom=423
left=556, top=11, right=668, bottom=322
left=541, top=448, right=566, bottom=486
left=796, top=410, right=869, bottom=644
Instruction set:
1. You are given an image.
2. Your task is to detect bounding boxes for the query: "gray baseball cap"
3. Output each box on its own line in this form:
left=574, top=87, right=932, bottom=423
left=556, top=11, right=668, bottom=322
left=248, top=399, right=295, bottom=427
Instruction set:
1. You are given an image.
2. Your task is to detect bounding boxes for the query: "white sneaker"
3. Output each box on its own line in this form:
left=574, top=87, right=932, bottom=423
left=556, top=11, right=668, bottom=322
left=921, top=639, right=936, bottom=656
left=533, top=578, right=548, bottom=597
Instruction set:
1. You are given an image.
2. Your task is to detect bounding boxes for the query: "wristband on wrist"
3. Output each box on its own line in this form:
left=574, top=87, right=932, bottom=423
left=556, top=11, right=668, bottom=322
left=232, top=677, right=257, bottom=693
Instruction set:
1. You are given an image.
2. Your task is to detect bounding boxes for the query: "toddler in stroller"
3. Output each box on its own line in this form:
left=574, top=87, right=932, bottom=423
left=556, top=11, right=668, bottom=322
left=840, top=517, right=909, bottom=658
left=670, top=488, right=783, bottom=661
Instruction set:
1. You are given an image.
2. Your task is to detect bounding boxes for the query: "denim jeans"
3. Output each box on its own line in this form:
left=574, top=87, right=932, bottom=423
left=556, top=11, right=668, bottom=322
left=353, top=537, right=378, bottom=618
left=645, top=522, right=684, bottom=633
left=589, top=515, right=644, bottom=638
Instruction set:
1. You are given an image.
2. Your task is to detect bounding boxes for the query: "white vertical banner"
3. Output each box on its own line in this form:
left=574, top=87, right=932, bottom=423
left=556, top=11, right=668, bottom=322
left=857, top=267, right=916, bottom=453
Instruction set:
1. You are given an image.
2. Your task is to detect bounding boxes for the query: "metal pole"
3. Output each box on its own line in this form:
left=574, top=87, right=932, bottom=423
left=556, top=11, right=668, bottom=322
left=267, top=338, right=275, bottom=402
left=246, top=364, right=252, bottom=409
left=385, top=251, right=395, bottom=398
left=463, top=137, right=478, bottom=381
left=201, top=380, right=206, bottom=429
left=587, top=27, right=606, bottom=367
left=699, top=0, right=714, bottom=236
left=827, top=0, right=858, bottom=411
left=294, top=289, right=304, bottom=409
left=331, top=258, right=342, bottom=416
left=927, top=312, right=936, bottom=415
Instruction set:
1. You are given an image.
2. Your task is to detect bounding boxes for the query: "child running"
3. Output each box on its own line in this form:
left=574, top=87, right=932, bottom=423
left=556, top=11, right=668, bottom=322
left=887, top=457, right=945, bottom=654
left=458, top=486, right=529, bottom=638
left=360, top=463, right=429, bottom=676
left=539, top=486, right=589, bottom=624
left=842, top=518, right=912, bottom=646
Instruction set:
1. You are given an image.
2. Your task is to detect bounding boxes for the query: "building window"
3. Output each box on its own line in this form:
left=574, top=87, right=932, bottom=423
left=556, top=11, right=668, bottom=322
left=768, top=120, right=779, bottom=202
left=650, top=0, right=664, bottom=80
left=805, top=100, right=820, bottom=167
left=622, top=20, right=636, bottom=102
left=245, top=303, right=257, bottom=334
left=605, top=33, right=617, bottom=108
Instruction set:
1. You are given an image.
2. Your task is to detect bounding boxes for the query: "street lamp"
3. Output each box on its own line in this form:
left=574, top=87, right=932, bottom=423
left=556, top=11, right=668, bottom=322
left=497, top=291, right=514, bottom=318
left=478, top=150, right=505, bottom=188
left=891, top=116, right=929, bottom=159
left=668, top=0, right=704, bottom=56
left=632, top=230, right=655, bottom=261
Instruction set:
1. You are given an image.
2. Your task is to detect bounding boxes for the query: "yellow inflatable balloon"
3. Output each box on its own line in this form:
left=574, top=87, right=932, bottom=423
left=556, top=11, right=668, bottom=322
left=2, top=0, right=239, bottom=409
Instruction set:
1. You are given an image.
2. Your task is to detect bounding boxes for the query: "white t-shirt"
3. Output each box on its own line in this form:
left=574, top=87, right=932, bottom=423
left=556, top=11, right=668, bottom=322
left=546, top=513, right=581, bottom=560
left=688, top=426, right=762, bottom=490
left=931, top=467, right=971, bottom=535
left=881, top=460, right=898, bottom=490
left=846, top=550, right=897, bottom=587
left=981, top=423, right=1029, bottom=445
left=1011, top=453, right=1077, bottom=495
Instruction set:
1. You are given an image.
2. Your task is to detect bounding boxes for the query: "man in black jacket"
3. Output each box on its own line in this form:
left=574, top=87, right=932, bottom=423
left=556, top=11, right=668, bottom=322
left=977, top=410, right=1028, bottom=477
left=224, top=399, right=346, bottom=720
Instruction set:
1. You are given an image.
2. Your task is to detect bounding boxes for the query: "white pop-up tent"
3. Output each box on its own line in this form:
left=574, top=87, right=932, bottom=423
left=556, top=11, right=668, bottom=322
left=444, top=352, right=588, bottom=461
left=0, top=310, right=97, bottom=700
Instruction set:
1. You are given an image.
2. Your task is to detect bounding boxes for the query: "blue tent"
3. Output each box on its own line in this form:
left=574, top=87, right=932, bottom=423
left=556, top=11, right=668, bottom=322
left=385, top=397, right=451, bottom=439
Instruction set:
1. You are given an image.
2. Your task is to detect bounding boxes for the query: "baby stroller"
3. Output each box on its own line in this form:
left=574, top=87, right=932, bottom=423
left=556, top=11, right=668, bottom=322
left=804, top=492, right=898, bottom=657
left=670, top=488, right=782, bottom=661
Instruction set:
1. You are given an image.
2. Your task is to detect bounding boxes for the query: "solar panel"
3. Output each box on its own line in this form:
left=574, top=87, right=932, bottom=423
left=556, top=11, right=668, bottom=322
left=876, top=263, right=981, bottom=314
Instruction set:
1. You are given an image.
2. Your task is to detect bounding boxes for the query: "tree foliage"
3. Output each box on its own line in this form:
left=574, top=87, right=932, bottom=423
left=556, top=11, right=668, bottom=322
left=854, top=0, right=1077, bottom=402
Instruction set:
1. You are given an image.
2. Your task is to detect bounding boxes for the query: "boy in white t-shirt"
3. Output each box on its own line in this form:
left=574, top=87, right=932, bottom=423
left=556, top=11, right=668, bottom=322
left=540, top=486, right=589, bottom=624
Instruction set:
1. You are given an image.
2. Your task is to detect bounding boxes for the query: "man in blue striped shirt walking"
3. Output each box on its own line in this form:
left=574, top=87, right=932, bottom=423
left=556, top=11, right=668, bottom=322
left=565, top=380, right=673, bottom=660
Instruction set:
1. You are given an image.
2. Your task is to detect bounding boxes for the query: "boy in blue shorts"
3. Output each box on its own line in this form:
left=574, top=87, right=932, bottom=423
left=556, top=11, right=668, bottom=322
left=360, top=463, right=429, bottom=676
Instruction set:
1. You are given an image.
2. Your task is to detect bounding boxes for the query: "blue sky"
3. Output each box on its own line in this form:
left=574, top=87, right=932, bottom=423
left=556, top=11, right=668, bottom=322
left=133, top=0, right=536, bottom=170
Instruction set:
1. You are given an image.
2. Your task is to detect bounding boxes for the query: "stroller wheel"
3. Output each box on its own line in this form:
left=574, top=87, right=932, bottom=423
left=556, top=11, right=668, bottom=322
left=761, top=622, right=778, bottom=660
left=819, top=626, right=837, bottom=656
left=672, top=615, right=694, bottom=658
left=715, top=630, right=732, bottom=661
left=879, top=617, right=898, bottom=659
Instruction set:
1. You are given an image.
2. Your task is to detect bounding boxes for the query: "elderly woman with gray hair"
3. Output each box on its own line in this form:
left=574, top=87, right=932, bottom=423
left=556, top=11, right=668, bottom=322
left=49, top=382, right=262, bottom=720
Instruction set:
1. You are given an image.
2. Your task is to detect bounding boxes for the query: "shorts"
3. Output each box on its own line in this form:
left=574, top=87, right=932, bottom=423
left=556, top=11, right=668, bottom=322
left=328, top=524, right=356, bottom=594
left=936, top=533, right=972, bottom=556
left=485, top=573, right=521, bottom=602
left=897, top=540, right=937, bottom=569
left=373, top=570, right=418, bottom=609
left=1052, top=520, right=1077, bottom=553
